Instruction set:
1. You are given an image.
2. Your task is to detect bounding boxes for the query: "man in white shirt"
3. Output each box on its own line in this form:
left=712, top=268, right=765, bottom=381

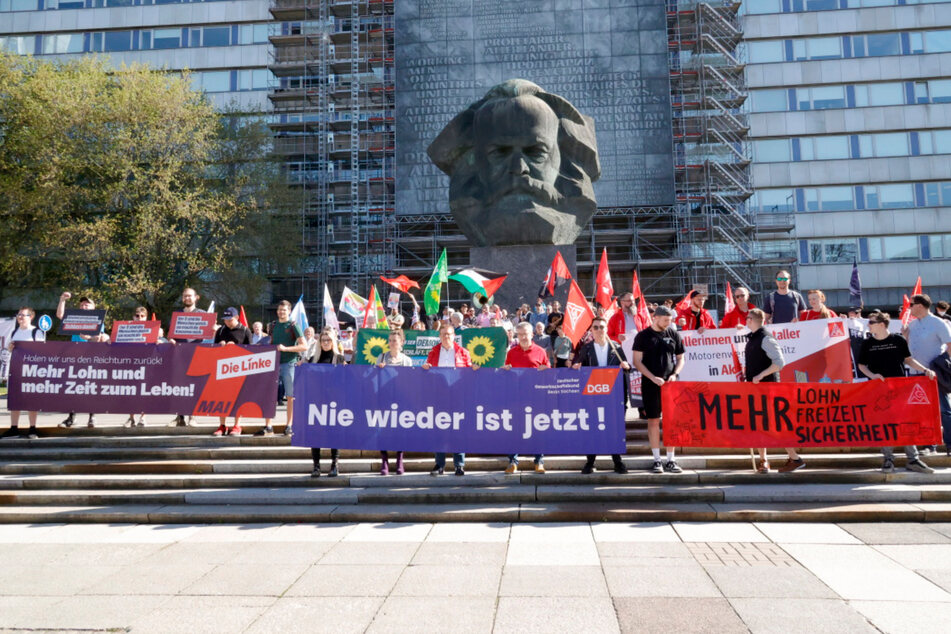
left=3, top=307, right=45, bottom=439
left=906, top=294, right=951, bottom=453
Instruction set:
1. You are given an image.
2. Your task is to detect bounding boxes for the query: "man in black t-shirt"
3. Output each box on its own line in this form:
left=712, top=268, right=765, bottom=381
left=632, top=305, right=685, bottom=474
left=858, top=310, right=936, bottom=473
left=212, top=307, right=253, bottom=437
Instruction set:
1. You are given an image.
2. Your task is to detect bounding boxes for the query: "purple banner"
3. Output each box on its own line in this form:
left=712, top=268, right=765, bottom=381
left=292, top=364, right=626, bottom=454
left=8, top=342, right=278, bottom=417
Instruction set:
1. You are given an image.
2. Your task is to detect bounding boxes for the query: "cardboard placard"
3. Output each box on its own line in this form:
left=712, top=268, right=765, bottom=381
left=111, top=320, right=161, bottom=344
left=58, top=309, right=106, bottom=336
left=169, top=312, right=217, bottom=341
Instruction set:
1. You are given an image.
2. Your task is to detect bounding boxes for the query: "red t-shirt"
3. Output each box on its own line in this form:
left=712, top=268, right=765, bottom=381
left=799, top=309, right=838, bottom=321
left=720, top=303, right=756, bottom=328
left=505, top=343, right=551, bottom=368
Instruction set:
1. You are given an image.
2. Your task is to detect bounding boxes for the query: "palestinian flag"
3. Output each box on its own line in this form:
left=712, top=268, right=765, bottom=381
left=448, top=268, right=507, bottom=298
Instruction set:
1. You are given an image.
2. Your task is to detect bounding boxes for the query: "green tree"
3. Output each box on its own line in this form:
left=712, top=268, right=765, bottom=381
left=0, top=53, right=299, bottom=318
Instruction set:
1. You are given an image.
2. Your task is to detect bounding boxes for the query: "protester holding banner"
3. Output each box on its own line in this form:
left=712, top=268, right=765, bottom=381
left=2, top=307, right=44, bottom=440
left=762, top=270, right=806, bottom=324
left=632, top=306, right=685, bottom=474
left=210, top=307, right=253, bottom=437
left=720, top=287, right=755, bottom=328
left=423, top=323, right=471, bottom=476
left=503, top=322, right=551, bottom=474
left=857, top=310, right=936, bottom=473
left=906, top=294, right=951, bottom=452
left=744, top=308, right=803, bottom=473
left=575, top=316, right=632, bottom=474
left=375, top=328, right=413, bottom=475
left=167, top=287, right=205, bottom=427
left=56, top=292, right=107, bottom=429
left=800, top=290, right=838, bottom=321
left=308, top=330, right=346, bottom=477
left=123, top=306, right=151, bottom=428
left=676, top=290, right=716, bottom=332
left=256, top=300, right=307, bottom=438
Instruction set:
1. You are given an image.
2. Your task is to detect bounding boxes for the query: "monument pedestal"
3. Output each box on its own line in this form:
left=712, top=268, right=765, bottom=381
left=470, top=245, right=576, bottom=310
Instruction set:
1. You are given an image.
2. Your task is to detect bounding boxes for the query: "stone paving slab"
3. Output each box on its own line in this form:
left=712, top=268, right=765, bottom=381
left=613, top=597, right=748, bottom=634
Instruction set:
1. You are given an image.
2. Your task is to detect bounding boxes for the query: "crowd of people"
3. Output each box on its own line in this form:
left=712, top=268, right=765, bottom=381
left=4, top=269, right=951, bottom=478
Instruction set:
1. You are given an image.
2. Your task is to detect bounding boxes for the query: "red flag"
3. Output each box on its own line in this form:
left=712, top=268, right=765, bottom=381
left=594, top=248, right=614, bottom=311
left=150, top=312, right=157, bottom=321
left=724, top=282, right=736, bottom=316
left=563, top=279, right=594, bottom=346
left=380, top=275, right=420, bottom=293
left=539, top=251, right=572, bottom=298
left=900, top=294, right=912, bottom=327
left=675, top=292, right=691, bottom=312
left=728, top=335, right=744, bottom=382
left=362, top=286, right=377, bottom=329
left=238, top=306, right=249, bottom=328
left=632, top=271, right=651, bottom=330
left=912, top=276, right=922, bottom=298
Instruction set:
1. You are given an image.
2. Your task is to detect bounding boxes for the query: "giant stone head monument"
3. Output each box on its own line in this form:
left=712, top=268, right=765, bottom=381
left=427, top=79, right=601, bottom=248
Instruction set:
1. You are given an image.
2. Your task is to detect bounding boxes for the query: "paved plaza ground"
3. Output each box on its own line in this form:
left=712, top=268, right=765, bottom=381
left=1, top=522, right=951, bottom=632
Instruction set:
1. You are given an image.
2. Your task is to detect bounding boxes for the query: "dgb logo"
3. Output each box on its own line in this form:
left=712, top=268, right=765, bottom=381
left=583, top=368, right=620, bottom=395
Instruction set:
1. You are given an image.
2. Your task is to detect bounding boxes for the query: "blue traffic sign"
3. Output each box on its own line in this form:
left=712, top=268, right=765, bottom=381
left=37, top=314, right=52, bottom=332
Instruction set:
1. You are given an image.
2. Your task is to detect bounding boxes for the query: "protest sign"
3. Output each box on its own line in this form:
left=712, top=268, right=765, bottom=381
left=662, top=377, right=942, bottom=448
left=169, top=312, right=217, bottom=341
left=387, top=292, right=400, bottom=309
left=111, top=320, right=161, bottom=344
left=58, top=309, right=106, bottom=336
left=8, top=342, right=277, bottom=417
left=354, top=327, right=509, bottom=367
left=292, top=364, right=626, bottom=454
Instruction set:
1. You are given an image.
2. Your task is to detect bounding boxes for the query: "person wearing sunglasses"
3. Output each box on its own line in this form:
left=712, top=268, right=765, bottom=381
left=574, top=316, right=633, bottom=474
left=762, top=270, right=806, bottom=325
left=2, top=307, right=45, bottom=440
left=720, top=286, right=755, bottom=328
left=905, top=294, right=951, bottom=455
left=858, top=310, right=936, bottom=473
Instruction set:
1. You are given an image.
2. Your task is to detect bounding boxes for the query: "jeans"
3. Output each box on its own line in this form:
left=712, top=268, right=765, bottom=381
left=882, top=446, right=919, bottom=461
left=941, top=391, right=951, bottom=449
left=508, top=454, right=543, bottom=465
left=434, top=452, right=464, bottom=468
left=279, top=362, right=296, bottom=398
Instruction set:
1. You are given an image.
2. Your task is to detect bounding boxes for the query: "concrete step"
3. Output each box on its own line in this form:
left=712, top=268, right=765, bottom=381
left=1, top=500, right=950, bottom=524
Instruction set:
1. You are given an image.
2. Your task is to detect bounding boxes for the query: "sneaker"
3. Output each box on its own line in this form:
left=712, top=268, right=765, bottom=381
left=255, top=426, right=275, bottom=436
left=228, top=426, right=242, bottom=436
left=778, top=458, right=806, bottom=473
left=757, top=460, right=771, bottom=474
left=169, top=415, right=185, bottom=427
left=328, top=464, right=339, bottom=477
left=454, top=466, right=465, bottom=476
left=663, top=460, right=683, bottom=474
left=581, top=461, right=595, bottom=475
left=430, top=465, right=444, bottom=476
left=137, top=415, right=146, bottom=427
left=185, top=416, right=197, bottom=427
left=505, top=462, right=518, bottom=475
left=534, top=463, right=546, bottom=474
left=650, top=460, right=664, bottom=474
left=23, top=428, right=39, bottom=440
left=87, top=416, right=96, bottom=428
left=283, top=426, right=293, bottom=437
left=921, top=446, right=936, bottom=456
left=1, top=428, right=21, bottom=439
left=212, top=424, right=227, bottom=437
left=906, top=459, right=935, bottom=474
left=123, top=416, right=136, bottom=428
left=613, top=461, right=629, bottom=474
left=58, top=416, right=74, bottom=428
left=311, top=468, right=321, bottom=478
left=881, top=459, right=895, bottom=473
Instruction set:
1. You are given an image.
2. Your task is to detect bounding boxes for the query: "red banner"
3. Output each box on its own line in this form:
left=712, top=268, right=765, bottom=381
left=662, top=378, right=942, bottom=448
left=111, top=320, right=161, bottom=343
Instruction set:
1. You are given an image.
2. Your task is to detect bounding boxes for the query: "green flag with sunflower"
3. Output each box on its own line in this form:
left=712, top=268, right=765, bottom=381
left=354, top=327, right=509, bottom=367
left=423, top=248, right=448, bottom=316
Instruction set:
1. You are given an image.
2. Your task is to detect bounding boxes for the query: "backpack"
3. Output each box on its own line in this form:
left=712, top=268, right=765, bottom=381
left=930, top=351, right=951, bottom=394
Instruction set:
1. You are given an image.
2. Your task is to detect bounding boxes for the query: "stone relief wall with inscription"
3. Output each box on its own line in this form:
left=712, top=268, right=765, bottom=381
left=395, top=0, right=674, bottom=216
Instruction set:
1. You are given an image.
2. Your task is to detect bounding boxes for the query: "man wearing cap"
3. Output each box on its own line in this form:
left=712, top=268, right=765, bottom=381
left=55, top=292, right=107, bottom=429
left=212, top=308, right=253, bottom=436
left=676, top=290, right=715, bottom=332
left=633, top=305, right=686, bottom=474
left=762, top=270, right=806, bottom=324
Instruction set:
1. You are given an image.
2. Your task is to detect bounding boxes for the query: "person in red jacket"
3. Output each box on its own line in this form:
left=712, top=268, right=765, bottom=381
left=502, top=322, right=551, bottom=474
left=422, top=323, right=472, bottom=475
left=607, top=292, right=638, bottom=344
left=720, top=286, right=756, bottom=328
left=676, top=290, right=716, bottom=331
left=799, top=289, right=838, bottom=321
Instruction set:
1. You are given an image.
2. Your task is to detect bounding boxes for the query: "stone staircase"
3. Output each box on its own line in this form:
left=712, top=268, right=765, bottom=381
left=1, top=411, right=949, bottom=523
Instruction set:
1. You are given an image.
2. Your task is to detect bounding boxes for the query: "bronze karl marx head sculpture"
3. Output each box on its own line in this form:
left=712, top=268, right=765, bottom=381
left=427, top=79, right=600, bottom=247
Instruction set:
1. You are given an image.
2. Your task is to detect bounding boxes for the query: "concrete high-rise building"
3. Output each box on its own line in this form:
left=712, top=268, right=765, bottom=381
left=0, top=0, right=272, bottom=113
left=743, top=0, right=951, bottom=309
